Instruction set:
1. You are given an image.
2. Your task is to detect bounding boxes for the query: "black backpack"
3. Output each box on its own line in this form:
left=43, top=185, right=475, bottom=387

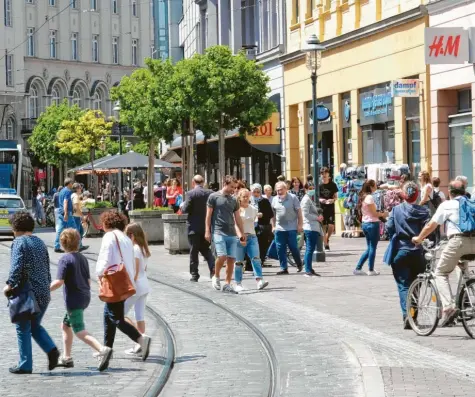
left=430, top=190, right=442, bottom=210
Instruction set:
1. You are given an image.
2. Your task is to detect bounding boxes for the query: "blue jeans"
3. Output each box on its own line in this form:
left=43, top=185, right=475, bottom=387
left=391, top=250, right=425, bottom=318
left=54, top=213, right=76, bottom=250
left=356, top=222, right=380, bottom=271
left=275, top=230, right=302, bottom=270
left=15, top=305, right=56, bottom=371
left=266, top=239, right=278, bottom=260
left=213, top=233, right=238, bottom=258
left=235, top=235, right=263, bottom=283
left=74, top=216, right=84, bottom=246
left=303, top=230, right=319, bottom=273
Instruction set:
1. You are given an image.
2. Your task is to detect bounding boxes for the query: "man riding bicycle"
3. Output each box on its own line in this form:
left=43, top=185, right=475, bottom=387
left=413, top=180, right=475, bottom=322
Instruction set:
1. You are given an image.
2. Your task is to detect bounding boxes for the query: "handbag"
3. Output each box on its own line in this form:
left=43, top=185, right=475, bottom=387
left=98, top=232, right=136, bottom=303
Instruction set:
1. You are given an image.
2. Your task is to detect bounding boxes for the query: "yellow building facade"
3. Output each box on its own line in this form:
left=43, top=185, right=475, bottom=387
left=281, top=0, right=431, bottom=230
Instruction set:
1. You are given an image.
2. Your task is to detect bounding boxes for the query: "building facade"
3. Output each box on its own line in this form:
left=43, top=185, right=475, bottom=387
left=0, top=0, right=154, bottom=197
left=427, top=0, right=475, bottom=194
left=153, top=0, right=183, bottom=61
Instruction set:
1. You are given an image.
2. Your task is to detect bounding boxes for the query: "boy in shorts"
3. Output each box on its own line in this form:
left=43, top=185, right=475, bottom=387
left=50, top=228, right=112, bottom=372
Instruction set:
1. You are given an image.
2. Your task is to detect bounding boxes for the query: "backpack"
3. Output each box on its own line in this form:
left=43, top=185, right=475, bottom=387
left=430, top=190, right=442, bottom=210
left=458, top=196, right=475, bottom=233
left=175, top=194, right=183, bottom=207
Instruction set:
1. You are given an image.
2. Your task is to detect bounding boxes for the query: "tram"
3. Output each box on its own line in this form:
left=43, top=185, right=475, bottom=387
left=0, top=140, right=32, bottom=204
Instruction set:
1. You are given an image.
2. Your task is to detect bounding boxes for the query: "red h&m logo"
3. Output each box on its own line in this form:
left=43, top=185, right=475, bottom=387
left=429, top=35, right=461, bottom=58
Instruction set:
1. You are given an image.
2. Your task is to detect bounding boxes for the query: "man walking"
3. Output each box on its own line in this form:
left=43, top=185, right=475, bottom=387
left=271, top=181, right=304, bottom=274
left=54, top=178, right=76, bottom=253
left=182, top=175, right=215, bottom=282
left=52, top=185, right=63, bottom=231
left=319, top=167, right=338, bottom=250
left=205, top=176, right=245, bottom=293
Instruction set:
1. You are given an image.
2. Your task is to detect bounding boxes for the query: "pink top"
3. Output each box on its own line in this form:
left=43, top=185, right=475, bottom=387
left=362, top=195, right=379, bottom=223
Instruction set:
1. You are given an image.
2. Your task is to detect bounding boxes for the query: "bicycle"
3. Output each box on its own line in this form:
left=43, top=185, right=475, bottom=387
left=406, top=239, right=475, bottom=337
left=81, top=209, right=104, bottom=238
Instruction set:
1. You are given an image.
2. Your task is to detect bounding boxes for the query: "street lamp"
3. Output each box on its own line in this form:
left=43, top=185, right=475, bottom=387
left=303, top=33, right=326, bottom=262
left=113, top=101, right=124, bottom=212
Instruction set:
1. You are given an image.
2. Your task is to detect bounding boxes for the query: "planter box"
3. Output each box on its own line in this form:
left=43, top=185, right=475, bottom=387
left=163, top=213, right=189, bottom=254
left=129, top=210, right=174, bottom=243
left=82, top=207, right=110, bottom=237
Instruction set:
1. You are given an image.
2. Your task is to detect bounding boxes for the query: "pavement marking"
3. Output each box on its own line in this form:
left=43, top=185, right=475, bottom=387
left=343, top=340, right=386, bottom=397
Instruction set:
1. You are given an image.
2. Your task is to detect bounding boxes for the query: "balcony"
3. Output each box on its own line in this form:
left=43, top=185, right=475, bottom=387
left=21, top=118, right=37, bottom=136
left=111, top=123, right=135, bottom=137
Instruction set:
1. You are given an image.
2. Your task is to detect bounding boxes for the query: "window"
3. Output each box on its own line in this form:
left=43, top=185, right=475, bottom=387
left=49, top=30, right=57, bottom=59
left=407, top=119, right=421, bottom=178
left=132, top=0, right=137, bottom=16
left=71, top=32, right=78, bottom=60
left=112, top=0, right=118, bottom=13
left=27, top=28, right=35, bottom=56
left=92, top=35, right=99, bottom=62
left=6, top=118, right=14, bottom=140
left=151, top=44, right=157, bottom=59
left=49, top=0, right=56, bottom=6
left=92, top=92, right=101, bottom=110
left=72, top=89, right=82, bottom=108
left=342, top=127, right=352, bottom=166
left=29, top=88, right=38, bottom=118
left=449, top=114, right=473, bottom=193
left=362, top=124, right=395, bottom=164
left=132, top=39, right=138, bottom=66
left=323, top=0, right=331, bottom=11
left=71, top=0, right=78, bottom=8
left=4, top=0, right=12, bottom=27
left=458, top=89, right=472, bottom=113
left=291, top=0, right=299, bottom=24
left=112, top=37, right=119, bottom=64
left=51, top=88, right=60, bottom=105
left=5, top=55, right=13, bottom=87
left=26, top=0, right=34, bottom=3
left=90, top=0, right=97, bottom=10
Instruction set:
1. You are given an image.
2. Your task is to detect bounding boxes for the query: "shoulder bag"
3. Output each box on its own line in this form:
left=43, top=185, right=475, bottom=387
left=98, top=232, right=136, bottom=303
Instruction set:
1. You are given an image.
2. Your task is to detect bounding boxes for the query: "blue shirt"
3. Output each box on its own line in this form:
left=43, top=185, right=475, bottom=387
left=58, top=187, right=73, bottom=216
left=7, top=235, right=52, bottom=309
left=57, top=252, right=91, bottom=311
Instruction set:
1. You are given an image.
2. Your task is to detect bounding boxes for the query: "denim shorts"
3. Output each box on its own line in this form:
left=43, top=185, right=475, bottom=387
left=213, top=233, right=238, bottom=258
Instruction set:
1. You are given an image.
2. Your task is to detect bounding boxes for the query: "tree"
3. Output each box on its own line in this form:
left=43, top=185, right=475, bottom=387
left=111, top=59, right=182, bottom=207
left=28, top=100, right=84, bottom=180
left=132, top=140, right=158, bottom=156
left=173, top=46, right=276, bottom=185
left=57, top=110, right=113, bottom=198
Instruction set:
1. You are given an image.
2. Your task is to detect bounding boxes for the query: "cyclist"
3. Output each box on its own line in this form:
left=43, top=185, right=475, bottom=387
left=412, top=180, right=475, bottom=323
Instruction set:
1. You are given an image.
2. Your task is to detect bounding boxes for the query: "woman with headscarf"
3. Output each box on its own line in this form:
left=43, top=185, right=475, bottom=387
left=250, top=183, right=274, bottom=266
left=384, top=181, right=430, bottom=329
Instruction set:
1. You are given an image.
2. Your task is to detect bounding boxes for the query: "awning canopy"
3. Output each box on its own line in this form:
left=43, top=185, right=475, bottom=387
left=169, top=130, right=239, bottom=150
left=67, top=154, right=119, bottom=174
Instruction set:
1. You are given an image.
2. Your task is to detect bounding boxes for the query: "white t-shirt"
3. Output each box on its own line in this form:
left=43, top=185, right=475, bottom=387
left=239, top=205, right=258, bottom=235
left=431, top=198, right=460, bottom=237
left=421, top=183, right=434, bottom=201
left=143, top=186, right=148, bottom=204
left=133, top=245, right=150, bottom=296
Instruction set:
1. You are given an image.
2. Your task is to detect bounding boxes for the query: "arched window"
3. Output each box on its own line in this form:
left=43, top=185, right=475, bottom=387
left=72, top=89, right=82, bottom=108
left=51, top=88, right=60, bottom=105
left=92, top=92, right=101, bottom=110
left=29, top=88, right=39, bottom=118
left=6, top=118, right=15, bottom=140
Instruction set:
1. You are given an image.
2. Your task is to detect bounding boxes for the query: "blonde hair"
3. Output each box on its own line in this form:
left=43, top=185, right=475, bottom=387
left=237, top=188, right=251, bottom=204
left=60, top=228, right=80, bottom=252
left=125, top=223, right=151, bottom=258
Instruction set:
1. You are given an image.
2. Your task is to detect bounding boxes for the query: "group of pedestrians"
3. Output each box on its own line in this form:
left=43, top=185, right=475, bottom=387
left=4, top=209, right=152, bottom=374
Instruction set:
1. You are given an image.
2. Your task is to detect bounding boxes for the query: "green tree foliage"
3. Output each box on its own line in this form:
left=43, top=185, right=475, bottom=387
left=28, top=100, right=84, bottom=166
left=132, top=140, right=158, bottom=156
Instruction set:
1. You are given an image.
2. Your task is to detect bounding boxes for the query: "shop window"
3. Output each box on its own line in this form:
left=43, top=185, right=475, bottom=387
left=458, top=89, right=472, bottom=113
left=362, top=124, right=395, bottom=164
left=449, top=114, right=473, bottom=193
left=342, top=127, right=352, bottom=166
left=407, top=119, right=420, bottom=179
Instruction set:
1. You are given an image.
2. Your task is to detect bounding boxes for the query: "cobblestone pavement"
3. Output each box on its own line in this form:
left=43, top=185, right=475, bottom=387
left=4, top=232, right=475, bottom=396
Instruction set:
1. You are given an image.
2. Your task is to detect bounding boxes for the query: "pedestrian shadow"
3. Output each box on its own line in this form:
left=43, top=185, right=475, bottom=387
left=40, top=367, right=146, bottom=376
left=325, top=253, right=358, bottom=258
left=175, top=354, right=207, bottom=363
left=240, top=287, right=296, bottom=295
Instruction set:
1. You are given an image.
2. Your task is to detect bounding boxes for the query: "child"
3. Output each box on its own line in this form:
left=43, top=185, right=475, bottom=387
left=50, top=228, right=112, bottom=371
left=124, top=223, right=151, bottom=355
left=234, top=189, right=269, bottom=292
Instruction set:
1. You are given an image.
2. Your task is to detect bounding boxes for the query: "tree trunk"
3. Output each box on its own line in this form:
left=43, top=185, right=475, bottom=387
left=218, top=123, right=225, bottom=188
left=188, top=119, right=194, bottom=190
left=59, top=160, right=64, bottom=185
left=147, top=141, right=155, bottom=208
left=181, top=132, right=187, bottom=190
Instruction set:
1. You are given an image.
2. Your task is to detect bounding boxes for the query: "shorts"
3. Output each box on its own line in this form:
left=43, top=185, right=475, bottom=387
left=213, top=233, right=238, bottom=258
left=63, top=309, right=86, bottom=333
left=124, top=293, right=148, bottom=322
left=322, top=205, right=335, bottom=226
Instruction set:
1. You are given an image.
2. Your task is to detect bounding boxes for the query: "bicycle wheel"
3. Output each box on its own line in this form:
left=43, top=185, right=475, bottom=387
left=460, top=279, right=475, bottom=339
left=82, top=219, right=90, bottom=238
left=45, top=208, right=55, bottom=227
left=406, top=277, right=440, bottom=336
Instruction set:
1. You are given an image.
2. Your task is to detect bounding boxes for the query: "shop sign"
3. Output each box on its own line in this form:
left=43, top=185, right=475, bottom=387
left=245, top=112, right=281, bottom=153
left=391, top=79, right=420, bottom=97
left=362, top=92, right=392, bottom=117
left=307, top=98, right=333, bottom=132
left=341, top=96, right=351, bottom=128
left=424, top=27, right=469, bottom=65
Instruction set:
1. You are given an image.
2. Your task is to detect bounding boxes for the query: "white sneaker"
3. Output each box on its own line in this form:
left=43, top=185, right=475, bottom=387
left=353, top=269, right=367, bottom=276
left=140, top=335, right=151, bottom=361
left=124, top=344, right=142, bottom=356
left=212, top=276, right=221, bottom=290
left=257, top=280, right=269, bottom=290
left=367, top=270, right=380, bottom=276
left=234, top=284, right=245, bottom=293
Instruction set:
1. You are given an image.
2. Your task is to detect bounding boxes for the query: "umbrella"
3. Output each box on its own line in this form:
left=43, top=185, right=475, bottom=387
left=67, top=154, right=119, bottom=174
left=92, top=151, right=178, bottom=169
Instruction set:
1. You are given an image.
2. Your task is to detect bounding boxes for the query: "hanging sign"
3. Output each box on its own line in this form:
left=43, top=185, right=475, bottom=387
left=391, top=79, right=420, bottom=97
left=245, top=112, right=281, bottom=153
left=424, top=27, right=469, bottom=65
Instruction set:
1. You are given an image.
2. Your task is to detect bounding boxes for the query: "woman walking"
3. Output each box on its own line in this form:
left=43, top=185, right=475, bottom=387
left=353, top=180, right=388, bottom=276
left=96, top=211, right=151, bottom=360
left=4, top=212, right=60, bottom=374
left=123, top=223, right=151, bottom=355
left=418, top=171, right=433, bottom=210
left=166, top=179, right=183, bottom=213
left=250, top=184, right=274, bottom=267
left=384, top=182, right=429, bottom=329
left=290, top=177, right=305, bottom=202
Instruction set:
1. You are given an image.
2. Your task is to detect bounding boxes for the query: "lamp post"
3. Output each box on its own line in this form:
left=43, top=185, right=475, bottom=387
left=303, top=34, right=326, bottom=262
left=113, top=101, right=124, bottom=212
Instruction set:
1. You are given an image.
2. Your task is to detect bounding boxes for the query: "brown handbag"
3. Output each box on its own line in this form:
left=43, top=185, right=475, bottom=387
left=98, top=232, right=136, bottom=303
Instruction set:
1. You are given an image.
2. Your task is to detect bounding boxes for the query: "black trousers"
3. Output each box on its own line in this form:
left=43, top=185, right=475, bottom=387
left=104, top=301, right=141, bottom=348
left=257, top=225, right=273, bottom=265
left=188, top=233, right=215, bottom=278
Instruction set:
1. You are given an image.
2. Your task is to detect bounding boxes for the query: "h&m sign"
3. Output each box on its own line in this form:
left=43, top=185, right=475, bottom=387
left=424, top=27, right=471, bottom=65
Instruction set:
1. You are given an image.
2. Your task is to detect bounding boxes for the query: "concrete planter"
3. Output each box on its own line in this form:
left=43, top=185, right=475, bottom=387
left=163, top=214, right=189, bottom=254
left=129, top=210, right=173, bottom=243
left=82, top=207, right=110, bottom=237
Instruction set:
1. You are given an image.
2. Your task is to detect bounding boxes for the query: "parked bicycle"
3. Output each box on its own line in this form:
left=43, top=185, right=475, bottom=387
left=406, top=239, right=475, bottom=337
